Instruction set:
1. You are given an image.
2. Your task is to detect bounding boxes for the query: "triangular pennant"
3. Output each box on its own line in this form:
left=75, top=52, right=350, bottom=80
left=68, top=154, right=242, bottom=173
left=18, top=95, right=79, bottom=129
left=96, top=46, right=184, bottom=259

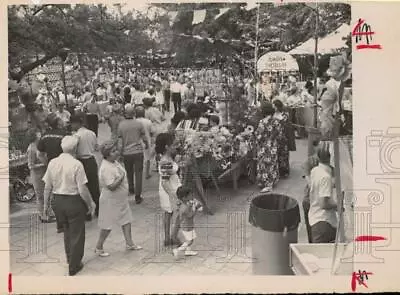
left=192, top=9, right=207, bottom=25
left=215, top=8, right=230, bottom=19
left=124, top=29, right=130, bottom=36
left=304, top=3, right=318, bottom=10
left=246, top=2, right=258, bottom=11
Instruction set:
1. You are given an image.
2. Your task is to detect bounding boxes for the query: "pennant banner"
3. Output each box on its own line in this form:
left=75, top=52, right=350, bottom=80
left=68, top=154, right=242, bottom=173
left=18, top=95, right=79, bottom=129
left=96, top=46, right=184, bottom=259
left=192, top=9, right=207, bottom=25
left=215, top=7, right=230, bottom=19
left=246, top=2, right=258, bottom=11
left=177, top=33, right=256, bottom=47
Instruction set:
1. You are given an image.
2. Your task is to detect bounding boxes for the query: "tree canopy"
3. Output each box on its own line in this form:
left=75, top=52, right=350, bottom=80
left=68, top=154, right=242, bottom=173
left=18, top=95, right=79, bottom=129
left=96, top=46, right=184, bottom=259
left=8, top=3, right=351, bottom=81
left=8, top=4, right=154, bottom=81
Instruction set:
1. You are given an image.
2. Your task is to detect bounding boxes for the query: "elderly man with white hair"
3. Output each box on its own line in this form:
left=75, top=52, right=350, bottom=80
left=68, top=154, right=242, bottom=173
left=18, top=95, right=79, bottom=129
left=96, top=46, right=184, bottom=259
left=43, top=135, right=96, bottom=276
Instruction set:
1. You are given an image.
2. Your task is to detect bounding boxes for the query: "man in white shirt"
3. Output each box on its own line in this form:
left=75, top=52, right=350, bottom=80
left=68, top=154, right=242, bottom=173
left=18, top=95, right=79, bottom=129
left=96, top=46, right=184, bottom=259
left=43, top=135, right=95, bottom=276
left=170, top=76, right=182, bottom=113
left=308, top=143, right=338, bottom=243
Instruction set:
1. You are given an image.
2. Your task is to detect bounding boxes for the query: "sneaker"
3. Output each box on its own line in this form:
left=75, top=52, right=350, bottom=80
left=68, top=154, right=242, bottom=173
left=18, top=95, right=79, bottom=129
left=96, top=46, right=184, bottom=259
left=126, top=244, right=143, bottom=251
left=94, top=248, right=110, bottom=257
left=135, top=197, right=143, bottom=204
left=184, top=250, right=198, bottom=256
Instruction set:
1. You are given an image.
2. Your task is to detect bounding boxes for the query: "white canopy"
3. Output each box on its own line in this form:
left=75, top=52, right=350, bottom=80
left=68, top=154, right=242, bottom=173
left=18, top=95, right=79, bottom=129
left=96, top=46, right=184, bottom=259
left=289, top=24, right=350, bottom=55
left=257, top=51, right=299, bottom=72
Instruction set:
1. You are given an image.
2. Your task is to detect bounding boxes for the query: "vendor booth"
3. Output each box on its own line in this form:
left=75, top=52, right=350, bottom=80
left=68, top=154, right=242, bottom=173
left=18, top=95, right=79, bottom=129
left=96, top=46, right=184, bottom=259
left=257, top=51, right=300, bottom=86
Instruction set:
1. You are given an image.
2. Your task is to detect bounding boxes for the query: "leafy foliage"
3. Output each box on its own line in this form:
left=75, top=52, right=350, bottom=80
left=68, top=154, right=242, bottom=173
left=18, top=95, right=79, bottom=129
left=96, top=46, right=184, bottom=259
left=8, top=4, right=154, bottom=81
left=8, top=3, right=351, bottom=80
left=152, top=3, right=351, bottom=66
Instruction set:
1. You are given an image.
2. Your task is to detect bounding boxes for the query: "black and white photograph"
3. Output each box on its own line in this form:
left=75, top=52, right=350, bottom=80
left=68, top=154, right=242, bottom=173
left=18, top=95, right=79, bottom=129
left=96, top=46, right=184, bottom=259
left=8, top=1, right=354, bottom=279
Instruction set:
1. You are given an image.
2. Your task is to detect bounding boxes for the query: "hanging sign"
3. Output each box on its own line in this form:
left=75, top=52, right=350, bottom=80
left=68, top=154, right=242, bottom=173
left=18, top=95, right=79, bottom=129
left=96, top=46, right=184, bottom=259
left=257, top=51, right=299, bottom=72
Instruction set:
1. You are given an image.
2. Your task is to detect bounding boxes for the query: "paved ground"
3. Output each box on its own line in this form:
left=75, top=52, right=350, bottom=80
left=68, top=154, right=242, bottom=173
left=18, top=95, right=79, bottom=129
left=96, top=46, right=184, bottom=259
left=10, top=114, right=314, bottom=276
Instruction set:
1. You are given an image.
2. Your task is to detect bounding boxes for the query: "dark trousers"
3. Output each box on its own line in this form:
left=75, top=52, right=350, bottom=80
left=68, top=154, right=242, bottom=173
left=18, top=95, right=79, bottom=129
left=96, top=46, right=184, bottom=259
left=123, top=153, right=144, bottom=199
left=311, top=221, right=337, bottom=243
left=53, top=194, right=86, bottom=274
left=302, top=200, right=313, bottom=243
left=78, top=157, right=100, bottom=217
left=171, top=92, right=181, bottom=113
left=86, top=114, right=99, bottom=137
left=163, top=89, right=171, bottom=112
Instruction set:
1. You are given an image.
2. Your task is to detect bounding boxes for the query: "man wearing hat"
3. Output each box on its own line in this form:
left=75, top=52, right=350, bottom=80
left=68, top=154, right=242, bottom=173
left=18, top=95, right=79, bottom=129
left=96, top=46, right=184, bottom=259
left=70, top=114, right=100, bottom=218
left=308, top=142, right=338, bottom=243
left=43, top=135, right=95, bottom=276
left=118, top=104, right=150, bottom=204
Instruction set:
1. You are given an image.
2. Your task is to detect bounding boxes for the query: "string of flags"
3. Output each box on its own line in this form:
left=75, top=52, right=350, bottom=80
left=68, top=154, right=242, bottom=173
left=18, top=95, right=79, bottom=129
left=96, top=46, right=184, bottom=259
left=177, top=33, right=257, bottom=47
left=163, top=2, right=259, bottom=26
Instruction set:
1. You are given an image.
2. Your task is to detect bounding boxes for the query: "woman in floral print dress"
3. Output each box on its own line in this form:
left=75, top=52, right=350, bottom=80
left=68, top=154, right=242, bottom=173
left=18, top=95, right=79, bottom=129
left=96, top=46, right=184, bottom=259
left=273, top=99, right=292, bottom=177
left=255, top=102, right=284, bottom=193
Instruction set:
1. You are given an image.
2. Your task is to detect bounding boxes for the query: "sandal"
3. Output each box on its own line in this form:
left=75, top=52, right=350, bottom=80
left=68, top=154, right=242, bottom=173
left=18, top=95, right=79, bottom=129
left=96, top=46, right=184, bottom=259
left=126, top=244, right=143, bottom=251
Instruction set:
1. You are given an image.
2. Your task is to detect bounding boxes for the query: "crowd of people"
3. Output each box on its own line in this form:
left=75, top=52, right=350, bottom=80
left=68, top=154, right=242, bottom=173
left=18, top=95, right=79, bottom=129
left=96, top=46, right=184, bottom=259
left=10, top=55, right=352, bottom=275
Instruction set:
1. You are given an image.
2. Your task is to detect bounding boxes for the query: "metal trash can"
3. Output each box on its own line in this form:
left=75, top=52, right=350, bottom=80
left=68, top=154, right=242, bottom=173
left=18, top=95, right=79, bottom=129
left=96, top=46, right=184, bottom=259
left=249, top=193, right=300, bottom=275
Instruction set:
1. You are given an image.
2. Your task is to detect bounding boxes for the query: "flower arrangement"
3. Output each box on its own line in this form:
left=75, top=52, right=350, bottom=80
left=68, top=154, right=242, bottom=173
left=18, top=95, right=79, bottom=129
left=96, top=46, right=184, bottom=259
left=172, top=126, right=236, bottom=171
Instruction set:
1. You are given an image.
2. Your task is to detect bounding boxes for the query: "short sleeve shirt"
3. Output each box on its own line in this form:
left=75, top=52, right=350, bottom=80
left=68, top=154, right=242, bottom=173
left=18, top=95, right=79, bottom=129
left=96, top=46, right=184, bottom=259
left=42, top=153, right=88, bottom=195
left=75, top=127, right=97, bottom=158
left=308, top=163, right=337, bottom=228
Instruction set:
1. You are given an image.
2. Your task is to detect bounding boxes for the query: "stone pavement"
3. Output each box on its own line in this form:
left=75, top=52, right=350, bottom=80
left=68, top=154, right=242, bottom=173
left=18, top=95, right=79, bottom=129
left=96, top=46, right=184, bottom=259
left=10, top=117, right=312, bottom=276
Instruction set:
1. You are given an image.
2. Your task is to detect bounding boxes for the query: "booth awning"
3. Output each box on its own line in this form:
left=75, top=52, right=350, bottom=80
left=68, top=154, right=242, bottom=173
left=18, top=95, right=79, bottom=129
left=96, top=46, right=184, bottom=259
left=257, top=51, right=299, bottom=72
left=289, top=24, right=350, bottom=55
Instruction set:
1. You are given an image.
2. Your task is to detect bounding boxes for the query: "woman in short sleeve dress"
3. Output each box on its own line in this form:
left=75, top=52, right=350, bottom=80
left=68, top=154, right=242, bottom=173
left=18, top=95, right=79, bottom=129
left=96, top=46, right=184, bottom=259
left=94, top=141, right=142, bottom=257
left=155, top=133, right=181, bottom=247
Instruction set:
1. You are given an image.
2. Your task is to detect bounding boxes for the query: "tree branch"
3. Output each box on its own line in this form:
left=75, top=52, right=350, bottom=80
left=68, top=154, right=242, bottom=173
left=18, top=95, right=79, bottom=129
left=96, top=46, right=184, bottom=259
left=32, top=4, right=52, bottom=16
left=9, top=51, right=59, bottom=82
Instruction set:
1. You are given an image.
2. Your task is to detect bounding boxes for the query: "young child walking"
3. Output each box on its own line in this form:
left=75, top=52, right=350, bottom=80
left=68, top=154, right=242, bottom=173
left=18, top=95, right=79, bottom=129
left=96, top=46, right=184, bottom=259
left=173, top=186, right=203, bottom=258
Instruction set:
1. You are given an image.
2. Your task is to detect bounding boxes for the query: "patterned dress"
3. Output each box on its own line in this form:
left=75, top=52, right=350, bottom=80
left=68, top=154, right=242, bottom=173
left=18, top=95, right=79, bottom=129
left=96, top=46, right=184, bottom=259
left=274, top=111, right=290, bottom=176
left=159, top=156, right=181, bottom=213
left=255, top=116, right=284, bottom=190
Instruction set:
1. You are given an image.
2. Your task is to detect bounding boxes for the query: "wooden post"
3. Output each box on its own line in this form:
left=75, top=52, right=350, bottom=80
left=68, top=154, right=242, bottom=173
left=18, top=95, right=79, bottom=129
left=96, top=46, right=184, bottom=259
left=61, top=61, right=68, bottom=108
left=307, top=3, right=319, bottom=157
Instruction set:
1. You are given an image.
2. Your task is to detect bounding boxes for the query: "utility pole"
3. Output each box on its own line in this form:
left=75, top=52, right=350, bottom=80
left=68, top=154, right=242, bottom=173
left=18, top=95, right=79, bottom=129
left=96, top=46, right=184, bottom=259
left=254, top=3, right=260, bottom=103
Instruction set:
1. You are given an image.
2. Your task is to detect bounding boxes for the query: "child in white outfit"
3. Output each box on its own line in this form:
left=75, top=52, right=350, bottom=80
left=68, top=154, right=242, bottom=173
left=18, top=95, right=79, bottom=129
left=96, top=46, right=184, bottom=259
left=173, top=186, right=203, bottom=257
